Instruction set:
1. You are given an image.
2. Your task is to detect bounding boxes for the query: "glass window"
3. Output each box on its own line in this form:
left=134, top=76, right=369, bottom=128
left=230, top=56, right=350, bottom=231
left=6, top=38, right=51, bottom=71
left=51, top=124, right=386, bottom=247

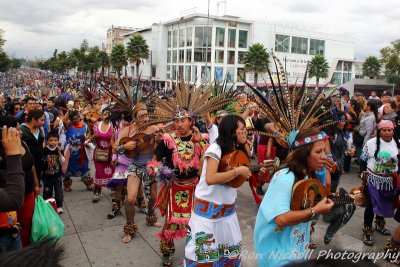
left=291, top=36, right=308, bottom=54
left=226, top=67, right=235, bottom=83
left=215, top=67, right=224, bottom=82
left=194, top=48, right=211, bottom=63
left=179, top=29, right=185, bottom=47
left=186, top=49, right=192, bottom=63
left=179, top=50, right=184, bottom=63
left=194, top=27, right=212, bottom=47
left=192, top=65, right=197, bottom=82
left=178, top=65, right=184, bottom=77
left=309, top=39, right=325, bottom=55
left=343, top=73, right=352, bottom=83
left=344, top=62, right=352, bottom=71
left=237, top=68, right=245, bottom=81
left=238, top=51, right=245, bottom=64
left=275, top=34, right=290, bottom=52
left=336, top=61, right=343, bottom=71
left=172, top=50, right=177, bottom=63
left=173, top=30, right=178, bottom=48
left=215, top=50, right=224, bottom=64
left=331, top=72, right=342, bottom=85
left=167, top=51, right=171, bottom=63
left=228, top=29, right=236, bottom=48
left=167, top=65, right=170, bottom=72
left=201, top=66, right=211, bottom=83
left=238, top=30, right=248, bottom=48
left=227, top=51, right=235, bottom=64
left=168, top=31, right=172, bottom=48
left=185, top=65, right=191, bottom=81
left=171, top=65, right=177, bottom=80
left=186, top=27, right=192, bottom=46
left=215, top=27, right=225, bottom=47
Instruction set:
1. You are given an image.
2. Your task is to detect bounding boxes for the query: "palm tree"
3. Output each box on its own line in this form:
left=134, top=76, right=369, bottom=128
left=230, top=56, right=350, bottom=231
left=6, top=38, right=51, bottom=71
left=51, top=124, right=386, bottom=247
left=98, top=51, right=110, bottom=78
left=110, top=44, right=127, bottom=77
left=126, top=33, right=150, bottom=80
left=243, top=43, right=269, bottom=86
left=362, top=56, right=381, bottom=79
left=308, top=54, right=329, bottom=89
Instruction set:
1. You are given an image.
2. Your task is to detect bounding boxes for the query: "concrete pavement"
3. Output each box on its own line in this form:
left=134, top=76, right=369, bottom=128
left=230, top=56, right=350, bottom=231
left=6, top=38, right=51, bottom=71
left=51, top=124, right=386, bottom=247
left=58, top=165, right=398, bottom=266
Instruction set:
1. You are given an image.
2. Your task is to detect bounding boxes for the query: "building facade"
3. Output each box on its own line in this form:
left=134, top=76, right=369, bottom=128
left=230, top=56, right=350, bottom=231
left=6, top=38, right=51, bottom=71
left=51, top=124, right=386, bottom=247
left=106, top=26, right=137, bottom=54
left=119, top=13, right=356, bottom=90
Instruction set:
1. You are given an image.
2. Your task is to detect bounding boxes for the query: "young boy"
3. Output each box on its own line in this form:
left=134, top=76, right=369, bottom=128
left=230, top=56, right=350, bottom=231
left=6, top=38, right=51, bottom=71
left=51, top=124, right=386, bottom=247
left=42, top=131, right=65, bottom=214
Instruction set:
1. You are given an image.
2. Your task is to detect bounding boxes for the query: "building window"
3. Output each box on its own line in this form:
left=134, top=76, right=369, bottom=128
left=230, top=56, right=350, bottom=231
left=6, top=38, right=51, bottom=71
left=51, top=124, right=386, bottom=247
left=185, top=65, right=191, bottom=81
left=343, top=73, right=352, bottom=83
left=228, top=29, right=236, bottom=48
left=238, top=30, right=248, bottom=48
left=215, top=50, right=224, bottom=64
left=173, top=29, right=178, bottom=48
left=344, top=61, right=352, bottom=71
left=291, top=36, right=308, bottom=54
left=201, top=66, right=211, bottom=83
left=275, top=34, right=290, bottom=52
left=186, top=27, right=192, bottom=46
left=195, top=27, right=212, bottom=47
left=226, top=67, right=235, bottom=83
left=179, top=29, right=185, bottom=47
left=179, top=50, right=184, bottom=63
left=237, top=68, right=245, bottom=80
left=167, top=51, right=171, bottom=63
left=215, top=67, right=224, bottom=82
left=171, top=65, right=176, bottom=80
left=151, top=65, right=156, bottom=77
left=178, top=65, right=184, bottom=77
left=192, top=65, right=197, bottom=82
left=194, top=48, right=211, bottom=63
left=331, top=72, right=342, bottom=85
left=238, top=51, right=245, bottom=64
left=309, top=39, right=325, bottom=55
left=172, top=50, right=177, bottom=63
left=215, top=27, right=225, bottom=47
left=168, top=31, right=172, bottom=48
left=227, top=51, right=235, bottom=64
left=336, top=61, right=343, bottom=71
left=186, top=49, right=192, bottom=63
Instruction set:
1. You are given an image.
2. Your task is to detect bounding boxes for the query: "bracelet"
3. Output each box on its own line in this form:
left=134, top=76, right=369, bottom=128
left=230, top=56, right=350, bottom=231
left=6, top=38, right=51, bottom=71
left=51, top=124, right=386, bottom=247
left=116, top=145, right=125, bottom=155
left=309, top=207, right=316, bottom=218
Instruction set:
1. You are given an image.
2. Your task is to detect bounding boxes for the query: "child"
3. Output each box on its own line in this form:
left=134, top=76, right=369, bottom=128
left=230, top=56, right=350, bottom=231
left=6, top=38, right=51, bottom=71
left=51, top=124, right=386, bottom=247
left=42, top=131, right=65, bottom=214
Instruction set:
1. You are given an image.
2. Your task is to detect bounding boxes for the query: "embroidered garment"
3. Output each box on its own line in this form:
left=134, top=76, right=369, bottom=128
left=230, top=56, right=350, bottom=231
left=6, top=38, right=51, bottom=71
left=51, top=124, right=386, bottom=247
left=64, top=123, right=89, bottom=177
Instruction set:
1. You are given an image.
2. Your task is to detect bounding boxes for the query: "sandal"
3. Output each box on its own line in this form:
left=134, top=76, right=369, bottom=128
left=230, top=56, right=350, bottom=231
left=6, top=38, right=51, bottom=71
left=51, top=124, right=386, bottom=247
left=384, top=238, right=400, bottom=265
left=122, top=222, right=137, bottom=243
left=146, top=214, right=162, bottom=227
left=375, top=217, right=391, bottom=236
left=162, top=256, right=173, bottom=266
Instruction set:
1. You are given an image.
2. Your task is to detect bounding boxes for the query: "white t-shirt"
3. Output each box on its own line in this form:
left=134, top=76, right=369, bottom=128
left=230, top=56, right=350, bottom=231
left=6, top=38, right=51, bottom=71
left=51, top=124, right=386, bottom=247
left=361, top=137, right=398, bottom=175
left=207, top=124, right=218, bottom=144
left=195, top=143, right=237, bottom=205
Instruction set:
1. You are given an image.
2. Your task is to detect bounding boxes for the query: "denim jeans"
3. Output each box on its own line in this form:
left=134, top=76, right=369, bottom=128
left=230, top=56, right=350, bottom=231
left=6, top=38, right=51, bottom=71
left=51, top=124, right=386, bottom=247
left=43, top=175, right=63, bottom=208
left=0, top=232, right=21, bottom=253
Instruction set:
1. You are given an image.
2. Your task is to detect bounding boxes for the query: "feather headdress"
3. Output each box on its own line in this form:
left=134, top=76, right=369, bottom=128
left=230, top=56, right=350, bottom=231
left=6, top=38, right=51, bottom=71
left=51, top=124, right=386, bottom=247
left=81, top=86, right=100, bottom=106
left=243, top=52, right=341, bottom=150
left=98, top=76, right=151, bottom=118
left=136, top=76, right=238, bottom=131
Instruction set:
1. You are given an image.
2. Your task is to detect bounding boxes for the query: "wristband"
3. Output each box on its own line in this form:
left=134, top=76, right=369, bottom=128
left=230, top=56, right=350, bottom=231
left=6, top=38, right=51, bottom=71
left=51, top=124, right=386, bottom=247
left=116, top=145, right=125, bottom=155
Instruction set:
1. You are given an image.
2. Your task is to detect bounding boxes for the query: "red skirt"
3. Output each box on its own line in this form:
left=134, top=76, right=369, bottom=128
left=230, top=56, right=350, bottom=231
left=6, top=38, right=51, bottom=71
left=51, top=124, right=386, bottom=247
left=17, top=192, right=35, bottom=247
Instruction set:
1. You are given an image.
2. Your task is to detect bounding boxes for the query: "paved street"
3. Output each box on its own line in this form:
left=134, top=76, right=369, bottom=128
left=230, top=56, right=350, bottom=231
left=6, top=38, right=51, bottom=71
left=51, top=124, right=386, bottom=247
left=59, top=165, right=398, bottom=266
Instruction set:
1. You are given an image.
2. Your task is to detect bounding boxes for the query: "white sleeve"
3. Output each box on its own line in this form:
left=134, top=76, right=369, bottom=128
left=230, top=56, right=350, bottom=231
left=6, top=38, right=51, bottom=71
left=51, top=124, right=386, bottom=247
left=207, top=124, right=219, bottom=144
left=204, top=143, right=221, bottom=162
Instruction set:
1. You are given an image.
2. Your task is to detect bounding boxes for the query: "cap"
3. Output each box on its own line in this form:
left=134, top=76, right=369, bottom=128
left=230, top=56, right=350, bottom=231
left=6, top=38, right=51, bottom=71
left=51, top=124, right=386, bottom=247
left=382, top=91, right=392, bottom=97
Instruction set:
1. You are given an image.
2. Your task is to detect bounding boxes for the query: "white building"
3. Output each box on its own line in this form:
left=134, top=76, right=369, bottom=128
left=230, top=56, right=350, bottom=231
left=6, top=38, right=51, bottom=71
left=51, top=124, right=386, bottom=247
left=120, top=13, right=356, bottom=90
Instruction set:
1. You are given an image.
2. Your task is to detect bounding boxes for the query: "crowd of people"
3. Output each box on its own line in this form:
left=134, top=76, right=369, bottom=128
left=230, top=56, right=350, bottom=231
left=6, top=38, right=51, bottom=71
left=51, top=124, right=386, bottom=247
left=0, top=65, right=399, bottom=267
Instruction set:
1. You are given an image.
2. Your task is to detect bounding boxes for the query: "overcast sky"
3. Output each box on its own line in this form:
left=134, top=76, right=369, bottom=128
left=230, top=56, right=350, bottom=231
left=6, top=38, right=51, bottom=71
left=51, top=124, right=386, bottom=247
left=1, top=0, right=399, bottom=60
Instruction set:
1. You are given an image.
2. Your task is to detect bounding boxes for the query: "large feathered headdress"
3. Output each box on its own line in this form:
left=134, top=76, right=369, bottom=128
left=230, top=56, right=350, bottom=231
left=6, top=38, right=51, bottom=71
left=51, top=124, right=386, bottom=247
left=137, top=77, right=238, bottom=130
left=243, top=52, right=341, bottom=150
left=81, top=86, right=100, bottom=106
left=98, top=76, right=150, bottom=118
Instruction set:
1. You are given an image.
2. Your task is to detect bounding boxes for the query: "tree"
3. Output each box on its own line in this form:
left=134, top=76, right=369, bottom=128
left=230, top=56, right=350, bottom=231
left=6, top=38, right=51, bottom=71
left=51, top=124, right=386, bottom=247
left=110, top=44, right=127, bottom=77
left=362, top=56, right=381, bottom=79
left=381, top=40, right=400, bottom=89
left=243, top=43, right=269, bottom=86
left=126, top=33, right=150, bottom=80
left=10, top=58, right=21, bottom=69
left=0, top=51, right=10, bottom=72
left=98, top=51, right=110, bottom=77
left=308, top=54, right=329, bottom=89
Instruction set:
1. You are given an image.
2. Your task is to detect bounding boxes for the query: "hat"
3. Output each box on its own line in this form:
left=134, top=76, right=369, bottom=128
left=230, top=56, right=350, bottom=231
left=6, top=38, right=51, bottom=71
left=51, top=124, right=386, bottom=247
left=377, top=120, right=394, bottom=130
left=382, top=91, right=392, bottom=97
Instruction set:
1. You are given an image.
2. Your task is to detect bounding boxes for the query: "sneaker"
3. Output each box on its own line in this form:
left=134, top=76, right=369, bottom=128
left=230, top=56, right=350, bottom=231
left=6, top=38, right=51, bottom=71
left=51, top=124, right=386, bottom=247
left=57, top=207, right=64, bottom=214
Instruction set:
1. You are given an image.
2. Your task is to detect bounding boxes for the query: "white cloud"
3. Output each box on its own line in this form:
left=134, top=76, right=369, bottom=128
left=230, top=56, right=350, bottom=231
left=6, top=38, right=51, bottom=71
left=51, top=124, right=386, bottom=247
left=1, top=0, right=399, bottom=59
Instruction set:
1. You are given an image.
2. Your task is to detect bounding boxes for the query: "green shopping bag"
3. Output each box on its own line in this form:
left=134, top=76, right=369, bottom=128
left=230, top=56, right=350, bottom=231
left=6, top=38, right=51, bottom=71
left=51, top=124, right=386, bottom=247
left=31, top=195, right=64, bottom=243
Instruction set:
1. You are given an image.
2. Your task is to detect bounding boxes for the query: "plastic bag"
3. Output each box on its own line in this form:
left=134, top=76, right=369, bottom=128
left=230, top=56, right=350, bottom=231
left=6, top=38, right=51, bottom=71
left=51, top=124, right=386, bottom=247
left=31, top=195, right=64, bottom=243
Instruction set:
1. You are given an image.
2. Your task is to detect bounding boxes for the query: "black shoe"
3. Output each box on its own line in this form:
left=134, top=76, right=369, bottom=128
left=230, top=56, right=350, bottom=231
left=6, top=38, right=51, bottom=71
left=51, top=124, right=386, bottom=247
left=256, top=187, right=265, bottom=195
left=107, top=209, right=121, bottom=219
